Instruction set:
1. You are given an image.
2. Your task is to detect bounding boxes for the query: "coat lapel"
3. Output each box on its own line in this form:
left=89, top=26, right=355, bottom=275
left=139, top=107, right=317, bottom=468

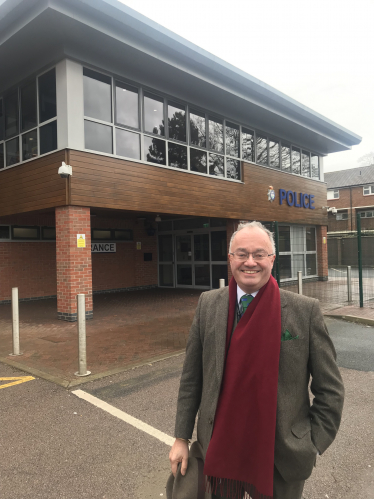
left=215, top=288, right=229, bottom=386
left=280, top=289, right=288, bottom=332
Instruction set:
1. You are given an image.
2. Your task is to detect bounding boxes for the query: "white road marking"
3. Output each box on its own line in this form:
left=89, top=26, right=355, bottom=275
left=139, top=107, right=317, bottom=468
left=72, top=389, right=174, bottom=446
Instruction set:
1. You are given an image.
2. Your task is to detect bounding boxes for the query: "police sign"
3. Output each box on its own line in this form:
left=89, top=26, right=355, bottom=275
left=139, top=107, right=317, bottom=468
left=279, top=189, right=315, bottom=209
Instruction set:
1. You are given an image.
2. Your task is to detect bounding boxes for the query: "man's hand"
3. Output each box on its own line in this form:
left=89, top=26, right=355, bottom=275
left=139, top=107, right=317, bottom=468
left=169, top=438, right=189, bottom=476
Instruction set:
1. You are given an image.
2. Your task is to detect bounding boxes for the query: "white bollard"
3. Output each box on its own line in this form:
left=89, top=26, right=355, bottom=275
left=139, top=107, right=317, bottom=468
left=297, top=271, right=303, bottom=295
left=10, top=287, right=22, bottom=356
left=219, top=279, right=225, bottom=288
left=347, top=266, right=352, bottom=302
left=75, top=294, right=91, bottom=377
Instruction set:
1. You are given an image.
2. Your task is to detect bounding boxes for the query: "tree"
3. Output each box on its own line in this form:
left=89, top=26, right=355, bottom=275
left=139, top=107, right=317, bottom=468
left=358, top=151, right=374, bottom=166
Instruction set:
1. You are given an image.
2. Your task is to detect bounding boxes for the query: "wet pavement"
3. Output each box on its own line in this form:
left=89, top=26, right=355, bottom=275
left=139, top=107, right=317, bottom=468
left=0, top=285, right=373, bottom=386
left=0, top=288, right=201, bottom=384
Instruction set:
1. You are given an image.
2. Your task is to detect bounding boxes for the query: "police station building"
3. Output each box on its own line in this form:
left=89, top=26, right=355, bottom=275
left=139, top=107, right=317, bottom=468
left=0, top=0, right=361, bottom=320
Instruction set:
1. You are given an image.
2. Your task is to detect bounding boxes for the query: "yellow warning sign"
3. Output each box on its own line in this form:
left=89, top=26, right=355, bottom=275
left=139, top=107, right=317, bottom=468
left=77, top=234, right=86, bottom=248
left=0, top=376, right=35, bottom=390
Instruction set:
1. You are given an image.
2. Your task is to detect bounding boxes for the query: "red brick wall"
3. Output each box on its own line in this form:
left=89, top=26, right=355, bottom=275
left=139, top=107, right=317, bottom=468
left=56, top=206, right=93, bottom=320
left=327, top=186, right=374, bottom=231
left=317, top=225, right=328, bottom=278
left=0, top=242, right=56, bottom=301
left=90, top=216, right=158, bottom=291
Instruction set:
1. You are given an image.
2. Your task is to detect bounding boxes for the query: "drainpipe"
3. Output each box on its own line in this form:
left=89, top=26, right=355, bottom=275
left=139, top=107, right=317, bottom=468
left=350, top=187, right=353, bottom=231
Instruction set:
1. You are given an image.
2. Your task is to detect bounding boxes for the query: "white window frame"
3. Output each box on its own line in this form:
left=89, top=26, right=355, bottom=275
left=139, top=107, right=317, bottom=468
left=81, top=65, right=322, bottom=182
left=278, top=225, right=318, bottom=281
left=336, top=212, right=348, bottom=220
left=363, top=185, right=374, bottom=196
left=327, top=189, right=339, bottom=200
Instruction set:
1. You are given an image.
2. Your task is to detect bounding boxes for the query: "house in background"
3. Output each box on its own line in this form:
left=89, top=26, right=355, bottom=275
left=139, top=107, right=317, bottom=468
left=0, top=0, right=361, bottom=320
left=326, top=165, right=374, bottom=232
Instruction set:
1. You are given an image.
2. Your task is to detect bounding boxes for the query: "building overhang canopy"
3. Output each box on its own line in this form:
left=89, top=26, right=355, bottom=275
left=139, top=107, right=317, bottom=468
left=0, top=0, right=361, bottom=155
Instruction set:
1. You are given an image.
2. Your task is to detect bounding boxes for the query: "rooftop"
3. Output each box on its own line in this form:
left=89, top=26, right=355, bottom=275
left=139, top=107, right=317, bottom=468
left=325, top=165, right=374, bottom=188
left=0, top=0, right=362, bottom=155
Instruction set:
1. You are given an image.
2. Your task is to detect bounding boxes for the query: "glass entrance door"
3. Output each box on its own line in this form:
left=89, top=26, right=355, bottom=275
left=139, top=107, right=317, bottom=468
left=176, top=235, right=193, bottom=286
left=158, top=234, right=174, bottom=287
left=193, top=234, right=210, bottom=287
left=158, top=227, right=228, bottom=289
left=176, top=233, right=211, bottom=288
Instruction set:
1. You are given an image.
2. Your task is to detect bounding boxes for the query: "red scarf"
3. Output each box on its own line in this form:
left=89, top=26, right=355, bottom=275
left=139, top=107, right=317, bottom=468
left=204, top=276, right=281, bottom=499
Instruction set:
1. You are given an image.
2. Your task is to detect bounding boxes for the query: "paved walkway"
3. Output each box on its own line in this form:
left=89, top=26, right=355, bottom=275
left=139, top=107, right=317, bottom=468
left=0, top=285, right=373, bottom=386
left=0, top=289, right=201, bottom=385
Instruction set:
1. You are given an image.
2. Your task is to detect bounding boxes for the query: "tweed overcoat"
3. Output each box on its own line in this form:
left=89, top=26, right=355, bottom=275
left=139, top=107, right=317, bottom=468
left=174, top=287, right=344, bottom=483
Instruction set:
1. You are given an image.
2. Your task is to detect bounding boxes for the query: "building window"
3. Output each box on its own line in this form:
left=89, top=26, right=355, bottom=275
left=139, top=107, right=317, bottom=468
left=209, top=153, right=224, bottom=177
left=278, top=225, right=317, bottom=280
left=4, top=90, right=19, bottom=139
left=0, top=225, right=10, bottom=239
left=39, top=69, right=57, bottom=124
left=168, top=142, right=187, bottom=170
left=327, top=190, right=339, bottom=200
left=115, top=81, right=139, bottom=129
left=301, top=151, right=310, bottom=177
left=281, top=143, right=291, bottom=172
left=226, top=122, right=239, bottom=158
left=363, top=185, right=374, bottom=195
left=256, top=134, right=268, bottom=165
left=209, top=117, right=223, bottom=153
left=22, top=129, right=38, bottom=161
left=0, top=143, right=4, bottom=169
left=21, top=80, right=37, bottom=132
left=336, top=212, right=348, bottom=220
left=189, top=110, right=206, bottom=148
left=168, top=102, right=186, bottom=142
left=292, top=147, right=301, bottom=175
left=311, top=154, right=319, bottom=179
left=0, top=67, right=57, bottom=170
left=5, top=137, right=20, bottom=166
left=144, top=93, right=165, bottom=136
left=12, top=226, right=40, bottom=240
left=83, top=68, right=112, bottom=123
left=85, top=120, right=113, bottom=154
left=144, top=136, right=166, bottom=165
left=269, top=140, right=280, bottom=168
left=190, top=148, right=207, bottom=174
left=116, top=128, right=140, bottom=160
left=41, top=227, right=56, bottom=240
left=359, top=211, right=374, bottom=218
left=242, top=128, right=254, bottom=163
left=92, top=228, right=132, bottom=241
left=79, top=67, right=321, bottom=183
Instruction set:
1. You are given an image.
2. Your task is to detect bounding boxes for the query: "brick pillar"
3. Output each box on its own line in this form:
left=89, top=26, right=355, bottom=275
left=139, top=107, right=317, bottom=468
left=316, top=225, right=328, bottom=281
left=56, top=206, right=93, bottom=321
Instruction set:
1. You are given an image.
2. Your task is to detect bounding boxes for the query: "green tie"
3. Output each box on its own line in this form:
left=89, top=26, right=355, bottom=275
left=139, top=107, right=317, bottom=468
left=238, top=294, right=253, bottom=320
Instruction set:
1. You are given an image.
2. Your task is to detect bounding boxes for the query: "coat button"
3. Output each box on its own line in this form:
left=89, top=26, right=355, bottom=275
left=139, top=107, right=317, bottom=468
left=208, top=418, right=213, bottom=425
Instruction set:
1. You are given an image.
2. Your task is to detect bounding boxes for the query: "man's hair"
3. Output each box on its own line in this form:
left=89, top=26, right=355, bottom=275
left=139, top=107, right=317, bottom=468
left=229, top=221, right=276, bottom=254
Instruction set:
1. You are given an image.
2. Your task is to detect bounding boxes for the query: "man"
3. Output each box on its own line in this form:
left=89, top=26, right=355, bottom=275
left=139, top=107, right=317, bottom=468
left=169, top=221, right=344, bottom=499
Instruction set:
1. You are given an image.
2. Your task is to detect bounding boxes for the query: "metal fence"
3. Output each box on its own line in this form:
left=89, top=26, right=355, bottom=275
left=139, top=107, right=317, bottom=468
left=270, top=215, right=374, bottom=314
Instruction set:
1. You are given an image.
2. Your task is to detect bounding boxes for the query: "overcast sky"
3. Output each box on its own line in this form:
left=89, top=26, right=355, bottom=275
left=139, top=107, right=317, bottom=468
left=119, top=0, right=374, bottom=173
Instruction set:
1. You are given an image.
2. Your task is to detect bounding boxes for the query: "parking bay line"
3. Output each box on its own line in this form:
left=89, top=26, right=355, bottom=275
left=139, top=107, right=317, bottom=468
left=0, top=376, right=35, bottom=390
left=72, top=389, right=174, bottom=446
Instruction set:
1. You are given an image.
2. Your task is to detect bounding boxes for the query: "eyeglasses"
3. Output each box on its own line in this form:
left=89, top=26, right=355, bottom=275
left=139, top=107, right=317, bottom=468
left=229, top=250, right=274, bottom=262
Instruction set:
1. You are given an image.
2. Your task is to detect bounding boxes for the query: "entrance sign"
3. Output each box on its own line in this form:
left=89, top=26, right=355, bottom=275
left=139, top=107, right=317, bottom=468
left=77, top=234, right=86, bottom=247
left=91, top=243, right=116, bottom=253
left=279, top=189, right=315, bottom=209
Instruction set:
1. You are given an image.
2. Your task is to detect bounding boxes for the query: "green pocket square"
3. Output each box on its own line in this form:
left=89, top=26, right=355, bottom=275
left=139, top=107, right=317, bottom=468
left=281, top=329, right=299, bottom=342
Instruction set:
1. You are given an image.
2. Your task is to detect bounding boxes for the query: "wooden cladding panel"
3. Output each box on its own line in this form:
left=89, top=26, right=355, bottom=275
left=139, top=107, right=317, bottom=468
left=0, top=151, right=67, bottom=216
left=69, top=150, right=327, bottom=224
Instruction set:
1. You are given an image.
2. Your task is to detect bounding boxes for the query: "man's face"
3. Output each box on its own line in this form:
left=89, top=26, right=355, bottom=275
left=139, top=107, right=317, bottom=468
left=229, top=227, right=275, bottom=294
